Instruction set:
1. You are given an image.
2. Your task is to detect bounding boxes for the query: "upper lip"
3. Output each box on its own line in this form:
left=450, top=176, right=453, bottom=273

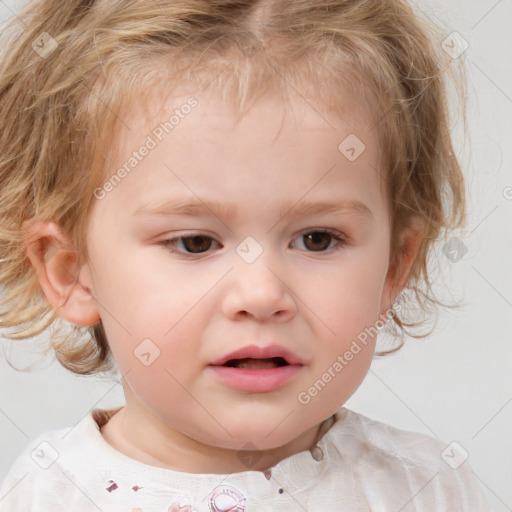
left=210, top=344, right=304, bottom=366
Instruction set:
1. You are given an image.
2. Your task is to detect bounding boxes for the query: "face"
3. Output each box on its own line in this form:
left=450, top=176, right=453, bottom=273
left=81, top=81, right=397, bottom=458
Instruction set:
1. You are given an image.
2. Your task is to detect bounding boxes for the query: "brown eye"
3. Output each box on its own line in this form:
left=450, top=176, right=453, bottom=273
left=160, top=234, right=218, bottom=255
left=303, top=232, right=333, bottom=251
left=293, top=230, right=346, bottom=252
left=180, top=235, right=214, bottom=253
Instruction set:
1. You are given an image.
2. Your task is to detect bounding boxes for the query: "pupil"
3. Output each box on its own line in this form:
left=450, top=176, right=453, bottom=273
left=305, top=232, right=330, bottom=251
left=184, top=236, right=211, bottom=253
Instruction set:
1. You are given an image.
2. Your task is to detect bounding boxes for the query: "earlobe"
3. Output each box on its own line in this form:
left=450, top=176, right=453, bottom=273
left=24, top=219, right=100, bottom=326
left=380, top=218, right=425, bottom=316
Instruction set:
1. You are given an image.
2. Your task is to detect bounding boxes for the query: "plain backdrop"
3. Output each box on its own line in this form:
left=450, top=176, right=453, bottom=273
left=0, top=0, right=511, bottom=510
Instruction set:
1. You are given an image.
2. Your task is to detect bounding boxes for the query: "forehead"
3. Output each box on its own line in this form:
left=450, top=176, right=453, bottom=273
left=114, top=67, right=381, bottom=153
left=98, top=80, right=388, bottom=225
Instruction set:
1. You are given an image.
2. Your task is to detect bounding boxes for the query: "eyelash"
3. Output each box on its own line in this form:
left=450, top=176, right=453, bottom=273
left=158, top=229, right=348, bottom=257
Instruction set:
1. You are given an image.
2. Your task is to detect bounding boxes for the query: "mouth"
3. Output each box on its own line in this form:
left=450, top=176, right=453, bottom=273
left=208, top=346, right=303, bottom=392
left=210, top=344, right=304, bottom=367
left=223, top=357, right=289, bottom=369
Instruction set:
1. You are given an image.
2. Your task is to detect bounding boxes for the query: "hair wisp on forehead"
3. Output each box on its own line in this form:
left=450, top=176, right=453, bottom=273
left=0, top=0, right=467, bottom=374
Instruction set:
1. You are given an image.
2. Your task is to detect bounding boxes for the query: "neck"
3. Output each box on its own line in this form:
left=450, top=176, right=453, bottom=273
left=100, top=405, right=331, bottom=474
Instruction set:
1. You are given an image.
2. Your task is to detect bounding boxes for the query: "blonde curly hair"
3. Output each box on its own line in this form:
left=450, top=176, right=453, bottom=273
left=0, top=0, right=466, bottom=374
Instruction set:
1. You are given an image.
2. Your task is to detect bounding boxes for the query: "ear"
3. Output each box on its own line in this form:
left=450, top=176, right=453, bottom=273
left=23, top=219, right=100, bottom=326
left=380, top=217, right=425, bottom=316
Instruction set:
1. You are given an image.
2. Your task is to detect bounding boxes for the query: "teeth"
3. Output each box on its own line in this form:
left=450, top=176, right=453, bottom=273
left=237, top=359, right=278, bottom=369
left=228, top=357, right=286, bottom=369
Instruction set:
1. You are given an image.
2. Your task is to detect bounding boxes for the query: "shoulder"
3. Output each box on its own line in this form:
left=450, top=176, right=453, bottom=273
left=327, top=408, right=490, bottom=511
left=0, top=424, right=71, bottom=511
left=0, top=409, right=121, bottom=512
left=338, top=407, right=449, bottom=466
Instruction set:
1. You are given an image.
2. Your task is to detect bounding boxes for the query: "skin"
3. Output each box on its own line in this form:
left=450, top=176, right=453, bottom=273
left=25, top=80, right=424, bottom=475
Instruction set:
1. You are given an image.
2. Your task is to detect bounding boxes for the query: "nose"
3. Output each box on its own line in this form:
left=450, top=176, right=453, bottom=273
left=221, top=258, right=297, bottom=322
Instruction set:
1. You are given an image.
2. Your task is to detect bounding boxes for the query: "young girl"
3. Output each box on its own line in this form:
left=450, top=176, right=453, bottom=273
left=0, top=0, right=490, bottom=510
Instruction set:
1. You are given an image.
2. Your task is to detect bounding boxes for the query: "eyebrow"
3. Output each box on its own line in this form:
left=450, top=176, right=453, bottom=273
left=133, top=197, right=373, bottom=221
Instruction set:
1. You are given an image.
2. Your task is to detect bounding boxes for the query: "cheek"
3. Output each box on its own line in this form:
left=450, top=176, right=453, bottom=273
left=305, top=347, right=374, bottom=417
left=301, top=249, right=389, bottom=408
left=100, top=291, right=206, bottom=373
left=304, top=255, right=389, bottom=339
left=101, top=303, right=206, bottom=420
left=91, top=258, right=209, bottom=374
left=91, top=243, right=203, bottom=329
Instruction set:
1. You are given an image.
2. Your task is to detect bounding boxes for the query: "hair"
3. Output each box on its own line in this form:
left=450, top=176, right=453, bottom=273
left=0, top=0, right=467, bottom=374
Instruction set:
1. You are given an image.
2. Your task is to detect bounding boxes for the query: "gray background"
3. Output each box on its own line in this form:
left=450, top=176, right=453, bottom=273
left=0, top=0, right=511, bottom=510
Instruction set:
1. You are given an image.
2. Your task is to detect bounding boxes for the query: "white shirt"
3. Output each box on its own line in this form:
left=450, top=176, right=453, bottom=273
left=0, top=407, right=489, bottom=511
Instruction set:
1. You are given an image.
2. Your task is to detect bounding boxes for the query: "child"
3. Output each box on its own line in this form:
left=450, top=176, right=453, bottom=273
left=0, top=0, right=490, bottom=510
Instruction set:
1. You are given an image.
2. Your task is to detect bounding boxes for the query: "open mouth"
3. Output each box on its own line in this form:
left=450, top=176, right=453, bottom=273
left=223, top=357, right=289, bottom=369
left=209, top=352, right=301, bottom=391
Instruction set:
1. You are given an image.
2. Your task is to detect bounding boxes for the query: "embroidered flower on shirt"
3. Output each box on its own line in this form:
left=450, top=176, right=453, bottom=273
left=106, top=480, right=118, bottom=492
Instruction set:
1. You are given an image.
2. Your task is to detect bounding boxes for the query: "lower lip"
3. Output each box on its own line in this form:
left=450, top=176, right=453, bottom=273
left=207, top=364, right=302, bottom=392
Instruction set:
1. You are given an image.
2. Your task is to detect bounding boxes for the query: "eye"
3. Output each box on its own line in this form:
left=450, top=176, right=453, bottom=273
left=159, top=234, right=220, bottom=255
left=291, top=229, right=347, bottom=252
left=159, top=229, right=347, bottom=257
